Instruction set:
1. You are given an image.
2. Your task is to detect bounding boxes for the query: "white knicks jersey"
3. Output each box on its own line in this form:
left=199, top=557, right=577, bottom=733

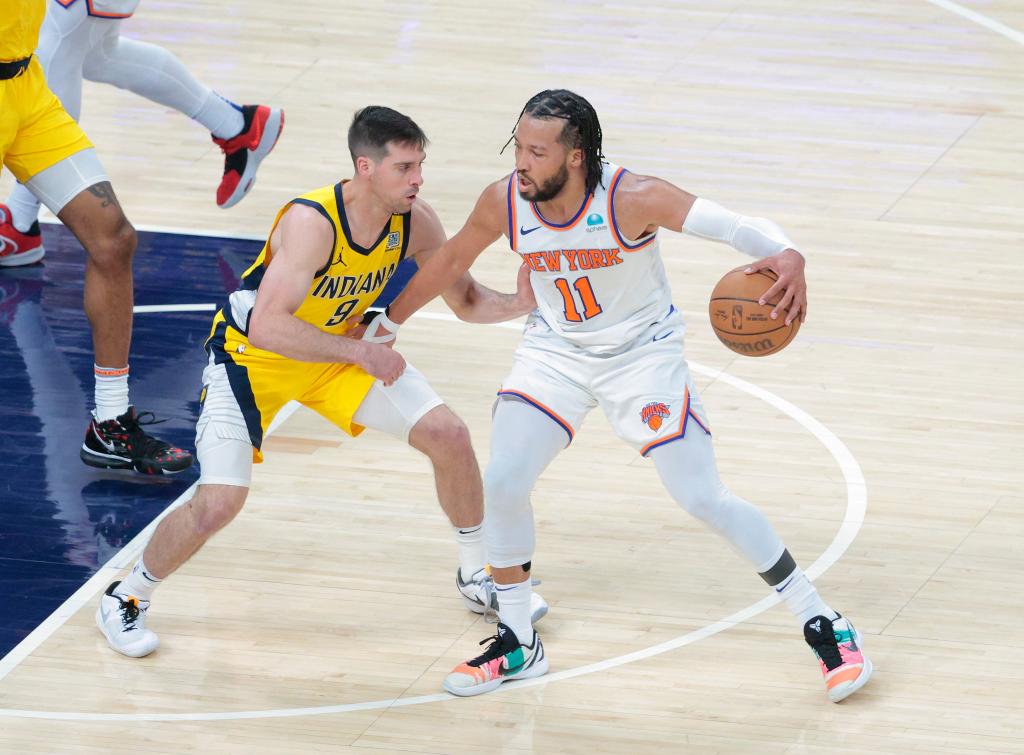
left=507, top=162, right=675, bottom=353
left=54, top=0, right=140, bottom=19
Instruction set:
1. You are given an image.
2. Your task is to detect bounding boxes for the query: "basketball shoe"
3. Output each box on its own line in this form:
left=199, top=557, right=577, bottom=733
left=81, top=406, right=193, bottom=475
left=96, top=580, right=159, bottom=658
left=0, top=204, right=45, bottom=267
left=804, top=614, right=873, bottom=702
left=213, top=104, right=284, bottom=209
left=456, top=568, right=550, bottom=624
left=443, top=623, right=548, bottom=697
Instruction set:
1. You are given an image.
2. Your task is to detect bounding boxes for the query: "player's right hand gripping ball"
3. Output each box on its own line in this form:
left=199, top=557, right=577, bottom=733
left=709, top=266, right=801, bottom=356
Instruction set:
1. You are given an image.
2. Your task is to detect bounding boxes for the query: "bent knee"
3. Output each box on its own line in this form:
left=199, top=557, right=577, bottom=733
left=87, top=217, right=136, bottom=267
left=412, top=410, right=473, bottom=457
left=191, top=487, right=247, bottom=536
left=674, top=486, right=726, bottom=525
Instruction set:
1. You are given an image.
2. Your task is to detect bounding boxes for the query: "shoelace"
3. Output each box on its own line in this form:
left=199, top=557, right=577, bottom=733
left=811, top=632, right=844, bottom=671
left=469, top=631, right=513, bottom=667
left=117, top=595, right=141, bottom=630
left=477, top=574, right=498, bottom=625
left=117, top=411, right=175, bottom=459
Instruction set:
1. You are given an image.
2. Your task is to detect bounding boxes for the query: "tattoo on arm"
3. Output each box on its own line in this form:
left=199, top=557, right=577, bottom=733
left=86, top=182, right=120, bottom=209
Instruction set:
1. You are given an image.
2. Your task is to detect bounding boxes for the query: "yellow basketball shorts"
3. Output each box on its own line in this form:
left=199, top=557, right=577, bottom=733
left=0, top=56, right=92, bottom=183
left=199, top=341, right=378, bottom=465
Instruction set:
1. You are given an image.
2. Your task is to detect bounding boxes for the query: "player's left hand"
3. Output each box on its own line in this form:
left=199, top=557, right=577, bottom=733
left=514, top=262, right=537, bottom=311
left=343, top=318, right=367, bottom=340
left=343, top=310, right=399, bottom=346
left=745, top=249, right=807, bottom=325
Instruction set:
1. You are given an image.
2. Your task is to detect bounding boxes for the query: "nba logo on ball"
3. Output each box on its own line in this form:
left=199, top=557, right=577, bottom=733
left=640, top=401, right=671, bottom=432
left=731, top=304, right=743, bottom=330
left=709, top=265, right=801, bottom=357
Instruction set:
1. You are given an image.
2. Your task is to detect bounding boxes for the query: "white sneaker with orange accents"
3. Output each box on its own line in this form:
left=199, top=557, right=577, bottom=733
left=96, top=580, right=159, bottom=658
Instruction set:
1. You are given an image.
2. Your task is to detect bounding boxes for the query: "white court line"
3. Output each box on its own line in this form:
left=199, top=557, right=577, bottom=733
left=0, top=399, right=300, bottom=685
left=133, top=303, right=216, bottom=313
left=39, top=217, right=267, bottom=242
left=0, top=311, right=867, bottom=721
left=926, top=0, right=1024, bottom=45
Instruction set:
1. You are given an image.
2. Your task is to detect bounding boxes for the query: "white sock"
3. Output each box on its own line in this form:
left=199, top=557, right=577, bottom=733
left=94, top=364, right=130, bottom=422
left=5, top=182, right=41, bottom=232
left=115, top=557, right=162, bottom=602
left=454, top=523, right=486, bottom=582
left=776, top=567, right=838, bottom=625
left=194, top=91, right=245, bottom=140
left=495, top=577, right=534, bottom=644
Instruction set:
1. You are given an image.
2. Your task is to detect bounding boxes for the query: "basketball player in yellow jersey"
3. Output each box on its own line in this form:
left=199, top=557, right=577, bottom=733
left=95, top=106, right=546, bottom=658
left=0, top=0, right=190, bottom=474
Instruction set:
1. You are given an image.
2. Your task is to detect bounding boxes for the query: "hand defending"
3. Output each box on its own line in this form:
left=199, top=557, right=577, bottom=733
left=359, top=342, right=406, bottom=386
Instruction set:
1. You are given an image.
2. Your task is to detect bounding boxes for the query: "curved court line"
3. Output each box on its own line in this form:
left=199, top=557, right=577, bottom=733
left=0, top=309, right=866, bottom=721
left=925, top=0, right=1024, bottom=46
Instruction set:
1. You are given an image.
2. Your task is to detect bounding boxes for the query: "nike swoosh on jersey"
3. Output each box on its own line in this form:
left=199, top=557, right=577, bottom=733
left=520, top=226, right=542, bottom=235
left=652, top=331, right=674, bottom=341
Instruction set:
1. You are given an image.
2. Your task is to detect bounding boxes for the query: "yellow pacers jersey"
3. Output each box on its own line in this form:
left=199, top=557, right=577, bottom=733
left=204, top=182, right=410, bottom=459
left=209, top=181, right=409, bottom=361
left=1, top=0, right=45, bottom=61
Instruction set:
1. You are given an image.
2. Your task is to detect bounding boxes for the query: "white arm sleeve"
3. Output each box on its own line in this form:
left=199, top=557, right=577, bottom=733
left=682, top=197, right=797, bottom=259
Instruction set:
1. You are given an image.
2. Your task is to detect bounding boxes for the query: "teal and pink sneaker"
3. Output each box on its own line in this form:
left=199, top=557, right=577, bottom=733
left=443, top=623, right=548, bottom=697
left=804, top=614, right=873, bottom=702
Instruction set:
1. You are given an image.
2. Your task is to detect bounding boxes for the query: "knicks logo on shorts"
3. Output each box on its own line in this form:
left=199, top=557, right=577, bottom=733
left=640, top=401, right=671, bottom=432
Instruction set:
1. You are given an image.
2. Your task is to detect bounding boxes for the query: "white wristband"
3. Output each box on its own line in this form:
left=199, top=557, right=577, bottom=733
left=362, top=309, right=399, bottom=343
left=683, top=197, right=796, bottom=259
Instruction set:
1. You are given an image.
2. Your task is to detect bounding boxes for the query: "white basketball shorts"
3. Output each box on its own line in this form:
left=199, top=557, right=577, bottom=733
left=497, top=306, right=711, bottom=455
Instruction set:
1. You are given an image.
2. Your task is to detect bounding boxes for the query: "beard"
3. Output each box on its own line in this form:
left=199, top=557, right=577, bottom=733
left=519, top=162, right=569, bottom=203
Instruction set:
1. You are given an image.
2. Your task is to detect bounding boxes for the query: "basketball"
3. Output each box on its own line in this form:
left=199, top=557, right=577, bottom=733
left=708, top=266, right=801, bottom=356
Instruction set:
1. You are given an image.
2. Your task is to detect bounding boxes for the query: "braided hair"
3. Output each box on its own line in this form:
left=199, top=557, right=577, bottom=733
left=503, top=89, right=605, bottom=195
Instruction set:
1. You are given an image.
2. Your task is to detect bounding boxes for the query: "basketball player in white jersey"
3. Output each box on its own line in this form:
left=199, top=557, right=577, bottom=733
left=371, top=90, right=873, bottom=702
left=0, top=0, right=283, bottom=267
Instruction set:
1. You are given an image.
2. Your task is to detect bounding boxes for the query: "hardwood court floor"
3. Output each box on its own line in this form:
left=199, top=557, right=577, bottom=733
left=1, top=1, right=1022, bottom=752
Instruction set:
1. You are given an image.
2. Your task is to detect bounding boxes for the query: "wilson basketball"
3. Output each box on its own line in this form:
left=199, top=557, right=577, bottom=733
left=708, top=266, right=801, bottom=356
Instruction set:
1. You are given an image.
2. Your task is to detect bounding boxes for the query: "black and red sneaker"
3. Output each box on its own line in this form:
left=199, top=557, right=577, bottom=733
left=212, top=104, right=284, bottom=209
left=81, top=406, right=193, bottom=475
left=0, top=203, right=45, bottom=267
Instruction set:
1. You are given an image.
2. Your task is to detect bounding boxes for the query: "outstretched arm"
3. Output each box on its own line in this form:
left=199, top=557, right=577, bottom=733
left=365, top=180, right=509, bottom=339
left=614, top=173, right=807, bottom=324
left=441, top=262, right=536, bottom=324
left=406, top=196, right=536, bottom=325
left=247, top=204, right=406, bottom=385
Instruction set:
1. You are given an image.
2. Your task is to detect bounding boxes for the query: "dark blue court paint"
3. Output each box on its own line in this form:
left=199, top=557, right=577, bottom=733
left=0, top=224, right=418, bottom=662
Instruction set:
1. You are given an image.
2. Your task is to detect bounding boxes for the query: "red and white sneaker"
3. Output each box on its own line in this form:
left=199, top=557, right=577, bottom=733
left=213, top=104, right=284, bottom=209
left=804, top=614, right=874, bottom=702
left=0, top=204, right=45, bottom=266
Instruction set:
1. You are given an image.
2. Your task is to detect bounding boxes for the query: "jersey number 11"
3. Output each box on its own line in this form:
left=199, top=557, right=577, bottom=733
left=554, top=276, right=602, bottom=322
